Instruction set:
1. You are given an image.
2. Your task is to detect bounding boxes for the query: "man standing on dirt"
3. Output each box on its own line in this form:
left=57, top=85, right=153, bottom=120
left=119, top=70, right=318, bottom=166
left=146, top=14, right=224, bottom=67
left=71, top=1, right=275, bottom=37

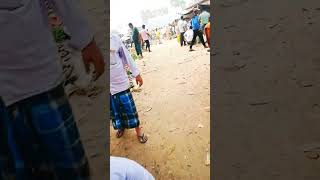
left=110, top=33, right=148, bottom=144
left=129, top=23, right=143, bottom=58
left=177, top=16, right=187, bottom=47
left=189, top=9, right=208, bottom=51
left=0, top=0, right=105, bottom=179
left=140, top=25, right=151, bottom=52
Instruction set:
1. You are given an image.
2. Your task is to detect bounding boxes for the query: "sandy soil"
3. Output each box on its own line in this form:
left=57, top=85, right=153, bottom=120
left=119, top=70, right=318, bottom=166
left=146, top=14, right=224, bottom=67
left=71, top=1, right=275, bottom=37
left=110, top=40, right=210, bottom=179
left=214, top=0, right=320, bottom=179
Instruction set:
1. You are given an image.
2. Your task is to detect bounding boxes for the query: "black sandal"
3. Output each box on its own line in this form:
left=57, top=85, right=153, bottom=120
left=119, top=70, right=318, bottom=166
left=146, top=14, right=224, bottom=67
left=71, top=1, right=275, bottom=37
left=116, top=129, right=125, bottom=138
left=137, top=133, right=148, bottom=143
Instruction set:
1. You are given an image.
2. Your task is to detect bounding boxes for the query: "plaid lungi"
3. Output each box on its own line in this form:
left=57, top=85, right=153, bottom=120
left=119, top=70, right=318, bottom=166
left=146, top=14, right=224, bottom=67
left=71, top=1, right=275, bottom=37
left=110, top=89, right=140, bottom=130
left=0, top=84, right=90, bottom=180
left=0, top=98, right=15, bottom=180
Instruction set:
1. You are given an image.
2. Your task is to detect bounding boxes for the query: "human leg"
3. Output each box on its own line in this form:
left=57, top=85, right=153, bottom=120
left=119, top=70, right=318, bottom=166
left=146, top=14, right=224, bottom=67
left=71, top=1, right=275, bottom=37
left=7, top=84, right=90, bottom=180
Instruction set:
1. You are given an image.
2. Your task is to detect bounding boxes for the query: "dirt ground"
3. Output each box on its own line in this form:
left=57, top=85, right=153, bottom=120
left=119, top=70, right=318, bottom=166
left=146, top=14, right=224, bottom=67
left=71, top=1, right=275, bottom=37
left=109, top=40, right=210, bottom=179
left=69, top=1, right=209, bottom=179
left=214, top=0, right=320, bottom=179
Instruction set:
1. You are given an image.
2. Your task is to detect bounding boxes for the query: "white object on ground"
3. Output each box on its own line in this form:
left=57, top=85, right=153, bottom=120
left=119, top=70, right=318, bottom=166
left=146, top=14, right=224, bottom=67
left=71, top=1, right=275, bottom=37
left=145, top=107, right=152, bottom=112
left=110, top=156, right=155, bottom=180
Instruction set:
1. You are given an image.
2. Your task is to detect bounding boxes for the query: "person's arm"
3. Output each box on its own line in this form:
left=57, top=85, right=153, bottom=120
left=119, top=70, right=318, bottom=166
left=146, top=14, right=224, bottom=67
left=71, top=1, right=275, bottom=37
left=118, top=41, right=143, bottom=86
left=119, top=44, right=139, bottom=77
left=49, top=0, right=93, bottom=50
left=49, top=0, right=105, bottom=79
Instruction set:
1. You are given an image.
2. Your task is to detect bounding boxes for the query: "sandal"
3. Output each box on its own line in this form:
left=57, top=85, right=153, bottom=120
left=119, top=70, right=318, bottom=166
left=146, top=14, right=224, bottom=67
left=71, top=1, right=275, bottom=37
left=137, top=133, right=148, bottom=143
left=116, top=129, right=125, bottom=138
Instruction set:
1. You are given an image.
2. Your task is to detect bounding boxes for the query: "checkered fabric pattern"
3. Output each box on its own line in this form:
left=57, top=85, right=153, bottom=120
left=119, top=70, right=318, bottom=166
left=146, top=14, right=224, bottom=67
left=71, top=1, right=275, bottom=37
left=110, top=89, right=140, bottom=130
left=0, top=98, right=15, bottom=180
left=0, top=84, right=90, bottom=180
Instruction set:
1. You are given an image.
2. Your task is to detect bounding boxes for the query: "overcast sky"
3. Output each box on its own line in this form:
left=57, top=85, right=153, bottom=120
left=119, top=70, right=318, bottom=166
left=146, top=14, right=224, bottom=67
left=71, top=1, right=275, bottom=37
left=110, top=0, right=194, bottom=34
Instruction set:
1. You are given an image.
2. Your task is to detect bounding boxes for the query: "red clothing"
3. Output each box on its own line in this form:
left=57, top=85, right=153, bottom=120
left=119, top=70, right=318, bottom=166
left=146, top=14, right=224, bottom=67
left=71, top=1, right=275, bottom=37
left=204, top=22, right=211, bottom=47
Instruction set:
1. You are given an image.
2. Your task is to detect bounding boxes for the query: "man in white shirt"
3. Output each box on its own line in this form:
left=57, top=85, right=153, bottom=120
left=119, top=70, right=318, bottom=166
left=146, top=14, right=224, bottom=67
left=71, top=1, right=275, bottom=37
left=110, top=156, right=155, bottom=180
left=140, top=25, right=151, bottom=52
left=110, top=33, right=148, bottom=144
left=177, top=16, right=187, bottom=46
left=0, top=0, right=104, bottom=179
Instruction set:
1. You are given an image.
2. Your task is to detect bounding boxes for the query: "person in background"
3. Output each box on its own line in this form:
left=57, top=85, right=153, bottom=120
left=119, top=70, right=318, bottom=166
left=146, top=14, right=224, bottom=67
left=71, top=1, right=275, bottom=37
left=129, top=23, right=143, bottom=58
left=177, top=16, right=187, bottom=47
left=175, top=23, right=180, bottom=44
left=204, top=21, right=211, bottom=51
left=110, top=156, right=155, bottom=180
left=199, top=8, right=210, bottom=31
left=140, top=25, right=151, bottom=52
left=110, top=33, right=148, bottom=144
left=156, top=28, right=162, bottom=44
left=184, top=26, right=194, bottom=45
left=161, top=27, right=167, bottom=41
left=189, top=9, right=208, bottom=51
left=187, top=19, right=192, bottom=29
left=0, top=0, right=105, bottom=179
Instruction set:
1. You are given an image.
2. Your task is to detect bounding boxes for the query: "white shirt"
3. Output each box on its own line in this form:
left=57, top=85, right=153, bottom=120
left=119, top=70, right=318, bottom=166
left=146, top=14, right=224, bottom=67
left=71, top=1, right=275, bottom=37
left=140, top=29, right=149, bottom=41
left=184, top=29, right=194, bottom=42
left=0, top=0, right=93, bottom=106
left=177, top=19, right=187, bottom=33
left=110, top=156, right=155, bottom=180
left=187, top=20, right=192, bottom=29
left=110, top=34, right=139, bottom=95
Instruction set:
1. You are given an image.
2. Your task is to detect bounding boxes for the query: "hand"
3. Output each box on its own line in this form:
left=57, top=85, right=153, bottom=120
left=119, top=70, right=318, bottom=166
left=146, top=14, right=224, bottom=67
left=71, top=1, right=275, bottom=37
left=81, top=39, right=105, bottom=80
left=135, top=74, right=143, bottom=87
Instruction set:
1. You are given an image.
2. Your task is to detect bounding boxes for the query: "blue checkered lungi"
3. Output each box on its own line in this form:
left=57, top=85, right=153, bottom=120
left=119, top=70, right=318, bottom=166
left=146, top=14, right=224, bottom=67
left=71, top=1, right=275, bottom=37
left=0, top=84, right=90, bottom=180
left=110, top=89, right=140, bottom=130
left=0, top=97, right=15, bottom=179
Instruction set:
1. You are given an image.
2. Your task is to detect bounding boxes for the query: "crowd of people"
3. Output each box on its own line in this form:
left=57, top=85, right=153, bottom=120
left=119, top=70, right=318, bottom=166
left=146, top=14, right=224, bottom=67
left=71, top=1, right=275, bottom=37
left=176, top=7, right=211, bottom=52
left=125, top=7, right=211, bottom=58
left=110, top=5, right=212, bottom=147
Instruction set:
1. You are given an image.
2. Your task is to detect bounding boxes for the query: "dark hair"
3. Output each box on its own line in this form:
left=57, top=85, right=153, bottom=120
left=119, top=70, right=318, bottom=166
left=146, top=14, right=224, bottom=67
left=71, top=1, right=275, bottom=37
left=180, top=16, right=184, bottom=19
left=128, top=23, right=133, bottom=26
left=142, top=25, right=145, bottom=28
left=189, top=26, right=192, bottom=29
